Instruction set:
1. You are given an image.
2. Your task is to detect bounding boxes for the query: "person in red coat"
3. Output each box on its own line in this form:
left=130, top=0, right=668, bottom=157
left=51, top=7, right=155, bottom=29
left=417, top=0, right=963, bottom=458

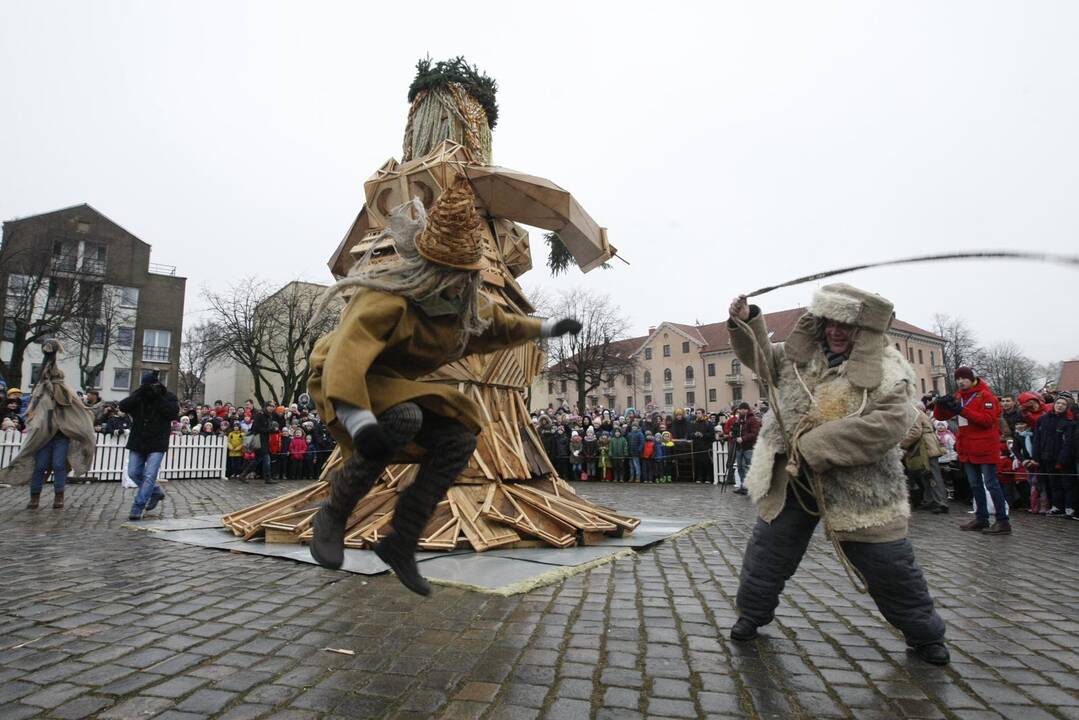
left=934, top=367, right=1010, bottom=534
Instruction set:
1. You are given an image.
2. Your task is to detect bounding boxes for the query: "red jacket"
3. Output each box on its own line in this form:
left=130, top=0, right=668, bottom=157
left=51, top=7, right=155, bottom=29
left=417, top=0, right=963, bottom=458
left=934, top=379, right=1001, bottom=464
left=1018, top=391, right=1050, bottom=428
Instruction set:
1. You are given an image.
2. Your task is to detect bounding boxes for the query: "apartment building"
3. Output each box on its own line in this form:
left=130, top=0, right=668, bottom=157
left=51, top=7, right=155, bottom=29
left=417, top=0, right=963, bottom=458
left=0, top=204, right=185, bottom=399
left=531, top=307, right=945, bottom=414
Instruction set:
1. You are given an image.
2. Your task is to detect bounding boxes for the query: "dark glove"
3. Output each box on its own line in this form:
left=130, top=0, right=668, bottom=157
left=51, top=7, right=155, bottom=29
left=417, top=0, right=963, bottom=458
left=936, top=395, right=961, bottom=414
left=551, top=318, right=583, bottom=336
left=353, top=423, right=394, bottom=463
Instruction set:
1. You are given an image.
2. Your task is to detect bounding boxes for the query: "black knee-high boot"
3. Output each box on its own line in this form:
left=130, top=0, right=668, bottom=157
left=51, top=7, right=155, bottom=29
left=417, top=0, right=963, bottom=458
left=310, top=403, right=423, bottom=570
left=375, top=427, right=477, bottom=596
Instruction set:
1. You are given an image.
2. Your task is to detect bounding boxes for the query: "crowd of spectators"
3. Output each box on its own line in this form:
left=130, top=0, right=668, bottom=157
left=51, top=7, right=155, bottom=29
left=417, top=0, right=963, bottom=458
left=531, top=402, right=765, bottom=489
left=0, top=382, right=337, bottom=484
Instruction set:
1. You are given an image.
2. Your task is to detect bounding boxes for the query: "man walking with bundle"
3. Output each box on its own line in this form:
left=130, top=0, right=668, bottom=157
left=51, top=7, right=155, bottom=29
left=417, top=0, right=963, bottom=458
left=120, top=371, right=179, bottom=520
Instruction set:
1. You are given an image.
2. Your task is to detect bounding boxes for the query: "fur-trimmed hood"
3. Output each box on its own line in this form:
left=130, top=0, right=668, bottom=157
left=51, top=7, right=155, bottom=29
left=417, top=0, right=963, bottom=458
left=783, top=283, right=895, bottom=389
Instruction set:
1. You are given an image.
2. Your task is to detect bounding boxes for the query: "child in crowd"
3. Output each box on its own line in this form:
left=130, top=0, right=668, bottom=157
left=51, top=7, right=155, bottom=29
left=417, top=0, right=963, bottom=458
left=227, top=425, right=245, bottom=478
left=660, top=431, right=675, bottom=482
left=597, top=432, right=611, bottom=481
left=289, top=428, right=308, bottom=479
left=570, top=430, right=583, bottom=480
left=582, top=426, right=597, bottom=480
left=610, top=429, right=627, bottom=482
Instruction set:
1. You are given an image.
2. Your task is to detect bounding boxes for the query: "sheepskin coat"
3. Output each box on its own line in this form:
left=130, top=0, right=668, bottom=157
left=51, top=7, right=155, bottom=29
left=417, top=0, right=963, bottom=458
left=729, top=306, right=917, bottom=542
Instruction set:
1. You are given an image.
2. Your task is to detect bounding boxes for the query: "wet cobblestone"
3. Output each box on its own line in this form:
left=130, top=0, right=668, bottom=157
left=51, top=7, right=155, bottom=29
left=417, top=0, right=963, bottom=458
left=0, top=478, right=1076, bottom=718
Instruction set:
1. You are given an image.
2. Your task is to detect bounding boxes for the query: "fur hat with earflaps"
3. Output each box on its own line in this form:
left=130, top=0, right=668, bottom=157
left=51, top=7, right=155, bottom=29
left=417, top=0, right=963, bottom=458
left=784, top=283, right=895, bottom=389
left=414, top=176, right=486, bottom=271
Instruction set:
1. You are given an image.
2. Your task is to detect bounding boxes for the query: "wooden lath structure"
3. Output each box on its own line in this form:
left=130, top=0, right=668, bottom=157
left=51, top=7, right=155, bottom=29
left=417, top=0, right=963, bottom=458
left=223, top=130, right=639, bottom=553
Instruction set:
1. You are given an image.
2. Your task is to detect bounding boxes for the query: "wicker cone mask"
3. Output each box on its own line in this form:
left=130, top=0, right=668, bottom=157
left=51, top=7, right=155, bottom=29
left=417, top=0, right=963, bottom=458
left=415, top=176, right=487, bottom=270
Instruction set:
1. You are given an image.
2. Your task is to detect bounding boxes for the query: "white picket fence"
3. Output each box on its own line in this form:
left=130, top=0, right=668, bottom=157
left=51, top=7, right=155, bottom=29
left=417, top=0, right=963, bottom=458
left=0, top=430, right=227, bottom=481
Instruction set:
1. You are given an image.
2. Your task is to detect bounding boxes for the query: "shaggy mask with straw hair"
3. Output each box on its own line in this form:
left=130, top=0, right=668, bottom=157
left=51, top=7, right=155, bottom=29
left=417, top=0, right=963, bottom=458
left=316, top=198, right=491, bottom=356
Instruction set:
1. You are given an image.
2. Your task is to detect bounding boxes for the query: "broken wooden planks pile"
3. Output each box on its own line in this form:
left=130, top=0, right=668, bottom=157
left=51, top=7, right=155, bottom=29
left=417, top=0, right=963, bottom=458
left=222, top=468, right=640, bottom=552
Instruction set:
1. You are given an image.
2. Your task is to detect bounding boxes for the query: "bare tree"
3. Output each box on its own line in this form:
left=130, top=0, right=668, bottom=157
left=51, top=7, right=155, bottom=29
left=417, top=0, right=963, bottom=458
left=202, top=279, right=339, bottom=406
left=933, top=314, right=978, bottom=393
left=178, top=321, right=218, bottom=403
left=0, top=244, right=89, bottom=387
left=974, top=341, right=1038, bottom=397
left=58, top=284, right=133, bottom=390
left=544, top=288, right=633, bottom=412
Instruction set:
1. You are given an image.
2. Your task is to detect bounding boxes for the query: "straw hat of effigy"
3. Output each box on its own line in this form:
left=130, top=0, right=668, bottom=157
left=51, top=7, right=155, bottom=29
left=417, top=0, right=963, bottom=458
left=415, top=176, right=487, bottom=271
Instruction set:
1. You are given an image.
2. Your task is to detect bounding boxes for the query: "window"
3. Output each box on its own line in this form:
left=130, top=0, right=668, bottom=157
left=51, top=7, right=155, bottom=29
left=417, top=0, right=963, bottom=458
left=560, top=379, right=567, bottom=393
left=113, top=368, right=131, bottom=390
left=686, top=391, right=695, bottom=405
left=709, top=388, right=717, bottom=402
left=664, top=392, right=673, bottom=406
left=2, top=317, right=16, bottom=341
left=930, top=351, right=935, bottom=365
left=117, top=326, right=134, bottom=348
left=662, top=344, right=671, bottom=357
left=547, top=381, right=554, bottom=394
left=30, top=363, right=42, bottom=385
left=708, top=363, right=715, bottom=377
left=907, top=347, right=914, bottom=362
left=685, top=366, right=694, bottom=380
left=895, top=343, right=901, bottom=351
left=91, top=324, right=105, bottom=346
left=606, top=376, right=614, bottom=389
left=682, top=341, right=690, bottom=354
left=644, top=347, right=652, bottom=360
left=6, top=274, right=30, bottom=297
left=732, top=385, right=742, bottom=402
left=143, top=329, right=172, bottom=362
left=917, top=349, right=924, bottom=364
left=78, top=282, right=103, bottom=317
left=921, top=378, right=927, bottom=393
left=119, top=287, right=139, bottom=308
left=663, top=368, right=672, bottom=384
left=154, top=370, right=169, bottom=387
left=624, top=374, right=633, bottom=386
left=731, top=359, right=741, bottom=375
left=85, top=370, right=101, bottom=389
left=82, top=244, right=107, bottom=275
left=626, top=396, right=633, bottom=408
left=644, top=394, right=652, bottom=406
left=588, top=395, right=597, bottom=407
left=51, top=241, right=76, bottom=272
left=643, top=370, right=651, bottom=386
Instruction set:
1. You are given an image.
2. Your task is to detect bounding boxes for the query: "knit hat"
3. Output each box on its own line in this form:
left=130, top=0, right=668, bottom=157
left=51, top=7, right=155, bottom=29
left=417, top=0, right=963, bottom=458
left=954, top=366, right=976, bottom=381
left=784, top=283, right=895, bottom=389
left=737, top=402, right=751, bottom=410
left=140, top=370, right=157, bottom=386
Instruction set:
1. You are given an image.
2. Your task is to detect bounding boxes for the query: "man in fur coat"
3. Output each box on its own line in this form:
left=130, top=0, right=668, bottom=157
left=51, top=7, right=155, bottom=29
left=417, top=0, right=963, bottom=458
left=307, top=183, right=582, bottom=596
left=727, top=284, right=948, bottom=666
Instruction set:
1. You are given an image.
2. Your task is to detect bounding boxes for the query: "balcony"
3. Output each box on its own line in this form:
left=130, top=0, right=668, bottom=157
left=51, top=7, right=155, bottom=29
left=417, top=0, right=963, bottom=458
left=51, top=254, right=78, bottom=273
left=80, top=258, right=106, bottom=275
left=684, top=379, right=696, bottom=388
left=663, top=381, right=674, bottom=390
left=931, top=364, right=946, bottom=377
left=642, top=383, right=652, bottom=392
left=142, top=345, right=171, bottom=362
left=725, top=373, right=743, bottom=385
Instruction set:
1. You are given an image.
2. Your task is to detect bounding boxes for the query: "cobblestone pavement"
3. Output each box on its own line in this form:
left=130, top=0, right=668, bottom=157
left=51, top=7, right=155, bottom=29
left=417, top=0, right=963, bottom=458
left=0, top=478, right=1077, bottom=720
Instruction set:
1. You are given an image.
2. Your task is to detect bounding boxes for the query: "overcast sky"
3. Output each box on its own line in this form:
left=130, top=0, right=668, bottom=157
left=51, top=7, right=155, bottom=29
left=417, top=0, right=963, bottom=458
left=2, top=1, right=1076, bottom=364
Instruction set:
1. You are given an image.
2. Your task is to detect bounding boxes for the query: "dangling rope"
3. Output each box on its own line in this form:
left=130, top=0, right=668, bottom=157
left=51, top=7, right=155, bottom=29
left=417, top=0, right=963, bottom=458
left=744, top=250, right=1079, bottom=298
left=731, top=315, right=870, bottom=593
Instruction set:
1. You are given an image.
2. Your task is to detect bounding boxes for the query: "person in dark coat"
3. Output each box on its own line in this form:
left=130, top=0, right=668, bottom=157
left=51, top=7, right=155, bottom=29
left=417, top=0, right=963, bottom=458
left=690, top=409, right=714, bottom=482
left=1032, top=397, right=1075, bottom=516
left=119, top=371, right=179, bottom=520
left=242, top=404, right=275, bottom=483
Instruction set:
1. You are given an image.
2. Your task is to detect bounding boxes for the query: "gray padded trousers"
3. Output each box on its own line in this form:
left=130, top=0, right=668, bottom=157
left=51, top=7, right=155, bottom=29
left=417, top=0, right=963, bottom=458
left=736, top=484, right=946, bottom=647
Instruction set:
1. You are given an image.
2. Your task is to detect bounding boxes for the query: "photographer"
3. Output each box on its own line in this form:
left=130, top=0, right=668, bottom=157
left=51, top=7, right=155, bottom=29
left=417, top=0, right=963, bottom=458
left=119, top=371, right=179, bottom=520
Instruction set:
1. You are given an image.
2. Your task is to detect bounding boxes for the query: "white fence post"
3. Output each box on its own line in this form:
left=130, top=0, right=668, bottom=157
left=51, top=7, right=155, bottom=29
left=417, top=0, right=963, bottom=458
left=0, top=430, right=227, bottom=481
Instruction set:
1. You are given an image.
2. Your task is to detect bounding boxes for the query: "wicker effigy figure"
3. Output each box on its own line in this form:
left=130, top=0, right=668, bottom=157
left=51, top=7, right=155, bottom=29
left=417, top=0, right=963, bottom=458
left=305, top=59, right=607, bottom=595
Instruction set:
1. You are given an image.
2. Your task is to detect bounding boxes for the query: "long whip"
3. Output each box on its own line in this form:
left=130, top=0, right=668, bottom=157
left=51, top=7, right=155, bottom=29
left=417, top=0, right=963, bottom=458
left=744, top=250, right=1079, bottom=298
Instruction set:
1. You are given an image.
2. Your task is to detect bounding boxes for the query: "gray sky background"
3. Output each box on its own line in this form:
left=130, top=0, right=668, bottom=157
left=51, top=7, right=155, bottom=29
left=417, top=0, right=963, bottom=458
left=2, top=1, right=1077, bottom=364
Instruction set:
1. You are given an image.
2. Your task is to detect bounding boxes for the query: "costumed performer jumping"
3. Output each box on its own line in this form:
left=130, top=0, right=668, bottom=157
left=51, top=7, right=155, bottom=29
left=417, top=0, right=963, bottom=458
left=727, top=285, right=949, bottom=666
left=0, top=339, right=96, bottom=509
left=307, top=180, right=582, bottom=596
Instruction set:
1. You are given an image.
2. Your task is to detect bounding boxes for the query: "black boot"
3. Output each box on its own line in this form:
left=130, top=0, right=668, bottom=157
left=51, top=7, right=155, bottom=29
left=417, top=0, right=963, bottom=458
left=730, top=617, right=758, bottom=642
left=375, top=426, right=476, bottom=596
left=309, top=454, right=380, bottom=569
left=26, top=492, right=40, bottom=510
left=909, top=642, right=950, bottom=665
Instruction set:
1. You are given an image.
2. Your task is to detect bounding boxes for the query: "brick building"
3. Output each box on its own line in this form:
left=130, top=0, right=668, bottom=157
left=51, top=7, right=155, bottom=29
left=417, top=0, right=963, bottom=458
left=0, top=204, right=185, bottom=399
left=531, top=307, right=945, bottom=414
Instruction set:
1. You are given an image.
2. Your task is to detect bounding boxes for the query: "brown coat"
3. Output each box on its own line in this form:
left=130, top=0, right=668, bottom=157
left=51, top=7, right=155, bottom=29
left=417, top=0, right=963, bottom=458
left=901, top=412, right=943, bottom=458
left=308, top=288, right=542, bottom=447
left=0, top=363, right=96, bottom=485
